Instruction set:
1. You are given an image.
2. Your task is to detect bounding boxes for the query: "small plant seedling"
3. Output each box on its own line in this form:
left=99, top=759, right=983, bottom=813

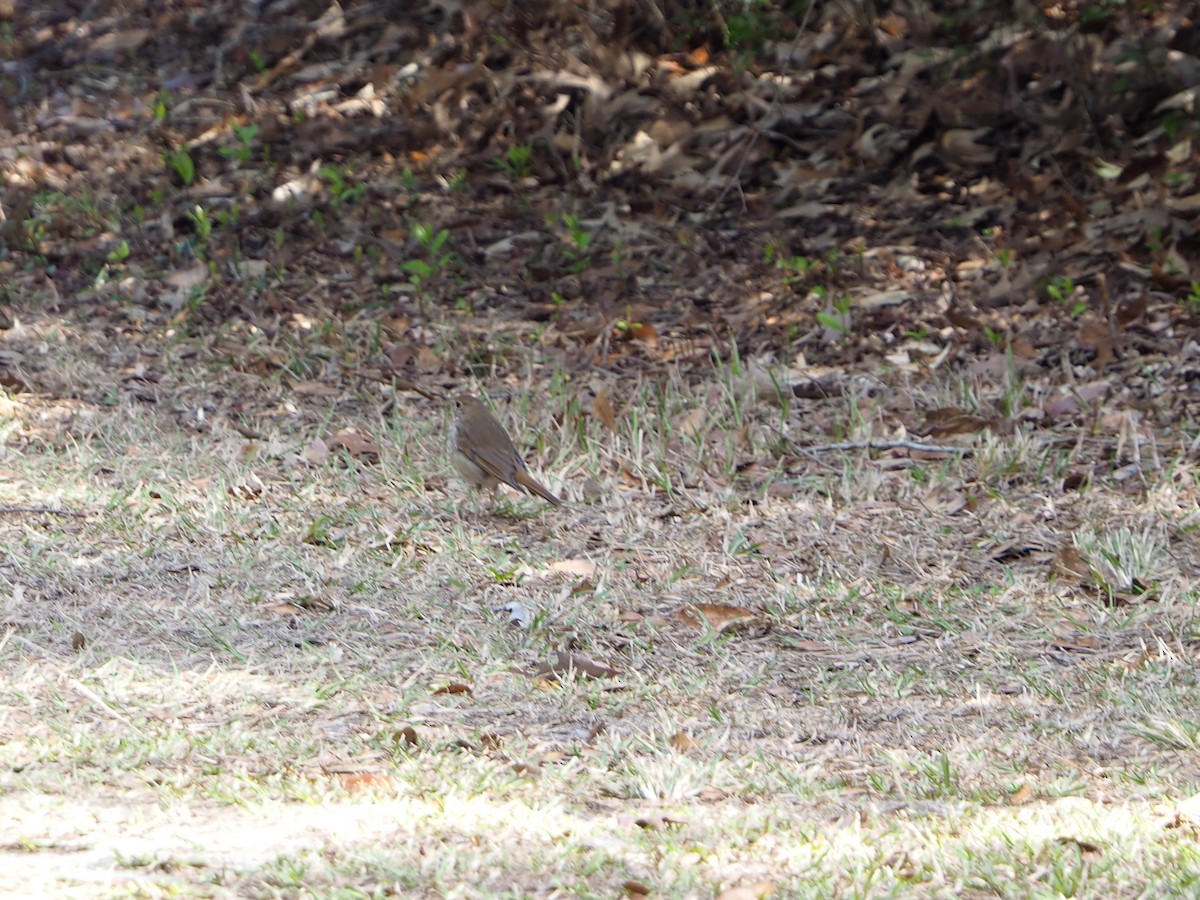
left=151, top=88, right=170, bottom=122
left=318, top=165, right=366, bottom=205
left=188, top=205, right=213, bottom=242
left=402, top=223, right=456, bottom=309
left=984, top=325, right=1006, bottom=347
left=1046, top=275, right=1086, bottom=315
left=558, top=213, right=592, bottom=273
left=497, top=143, right=534, bottom=181
left=165, top=148, right=195, bottom=186
left=219, top=122, right=260, bottom=164
left=816, top=293, right=853, bottom=336
left=779, top=253, right=816, bottom=287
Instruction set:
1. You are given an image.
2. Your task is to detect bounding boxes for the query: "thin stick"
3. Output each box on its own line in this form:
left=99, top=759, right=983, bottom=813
left=798, top=439, right=972, bottom=456
left=0, top=506, right=87, bottom=516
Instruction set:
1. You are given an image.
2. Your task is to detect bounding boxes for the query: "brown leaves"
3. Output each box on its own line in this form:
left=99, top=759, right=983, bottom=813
left=87, top=28, right=151, bottom=59
left=329, top=429, right=380, bottom=459
left=614, top=319, right=658, bottom=348
left=669, top=730, right=697, bottom=753
left=302, top=428, right=380, bottom=464
left=536, top=650, right=620, bottom=681
left=1041, top=381, right=1110, bottom=420
left=593, top=390, right=617, bottom=432
left=548, top=559, right=597, bottom=578
left=336, top=771, right=396, bottom=794
left=915, top=408, right=998, bottom=440
left=675, top=603, right=755, bottom=633
left=1051, top=544, right=1090, bottom=581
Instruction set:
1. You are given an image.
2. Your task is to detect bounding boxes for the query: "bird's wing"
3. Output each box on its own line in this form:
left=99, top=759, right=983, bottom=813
left=460, top=438, right=523, bottom=487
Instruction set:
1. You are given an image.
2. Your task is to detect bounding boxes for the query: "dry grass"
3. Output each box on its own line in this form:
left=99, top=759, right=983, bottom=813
left=1, top=310, right=1199, bottom=899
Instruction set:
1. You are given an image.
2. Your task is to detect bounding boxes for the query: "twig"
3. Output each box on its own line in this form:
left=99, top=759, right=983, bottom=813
left=392, top=376, right=444, bottom=402
left=798, top=439, right=972, bottom=456
left=0, top=506, right=86, bottom=517
left=69, top=679, right=135, bottom=724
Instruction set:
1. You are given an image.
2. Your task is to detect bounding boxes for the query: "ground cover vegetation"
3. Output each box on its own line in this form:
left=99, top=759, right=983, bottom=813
left=1, top=0, right=1199, bottom=896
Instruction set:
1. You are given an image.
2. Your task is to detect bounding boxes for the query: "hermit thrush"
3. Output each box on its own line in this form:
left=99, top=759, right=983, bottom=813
left=448, top=394, right=562, bottom=506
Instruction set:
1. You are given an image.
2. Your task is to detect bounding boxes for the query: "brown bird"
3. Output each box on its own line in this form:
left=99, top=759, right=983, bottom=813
left=448, top=394, right=562, bottom=506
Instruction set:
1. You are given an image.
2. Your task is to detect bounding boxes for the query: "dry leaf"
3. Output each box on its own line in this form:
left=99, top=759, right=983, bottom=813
left=879, top=11, right=908, bottom=36
left=392, top=726, right=418, bottom=748
left=940, top=127, right=995, bottom=166
left=675, top=405, right=707, bottom=438
left=291, top=380, right=341, bottom=397
left=338, top=772, right=395, bottom=793
left=731, top=364, right=788, bottom=407
left=265, top=601, right=306, bottom=615
left=1104, top=581, right=1156, bottom=607
left=570, top=579, right=597, bottom=597
left=1052, top=544, right=1090, bottom=580
left=594, top=390, right=617, bottom=431
left=330, top=429, right=380, bottom=458
left=580, top=476, right=605, bottom=500
left=550, top=559, right=597, bottom=577
left=302, top=435, right=330, bottom=464
left=267, top=594, right=333, bottom=614
left=1116, top=293, right=1147, bottom=327
left=539, top=650, right=620, bottom=680
left=676, top=603, right=755, bottom=631
left=1077, top=319, right=1114, bottom=369
left=1010, top=783, right=1035, bottom=805
left=716, top=882, right=775, bottom=900
left=619, top=469, right=654, bottom=491
left=782, top=637, right=832, bottom=652
left=90, top=28, right=151, bottom=55
left=434, top=683, right=473, bottom=696
left=1043, top=381, right=1110, bottom=419
left=669, top=730, right=696, bottom=752
left=918, top=407, right=992, bottom=438
left=623, top=321, right=658, bottom=347
left=859, top=289, right=913, bottom=309
left=163, top=264, right=208, bottom=291
left=945, top=305, right=983, bottom=330
left=922, top=484, right=967, bottom=514
left=416, top=345, right=440, bottom=372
